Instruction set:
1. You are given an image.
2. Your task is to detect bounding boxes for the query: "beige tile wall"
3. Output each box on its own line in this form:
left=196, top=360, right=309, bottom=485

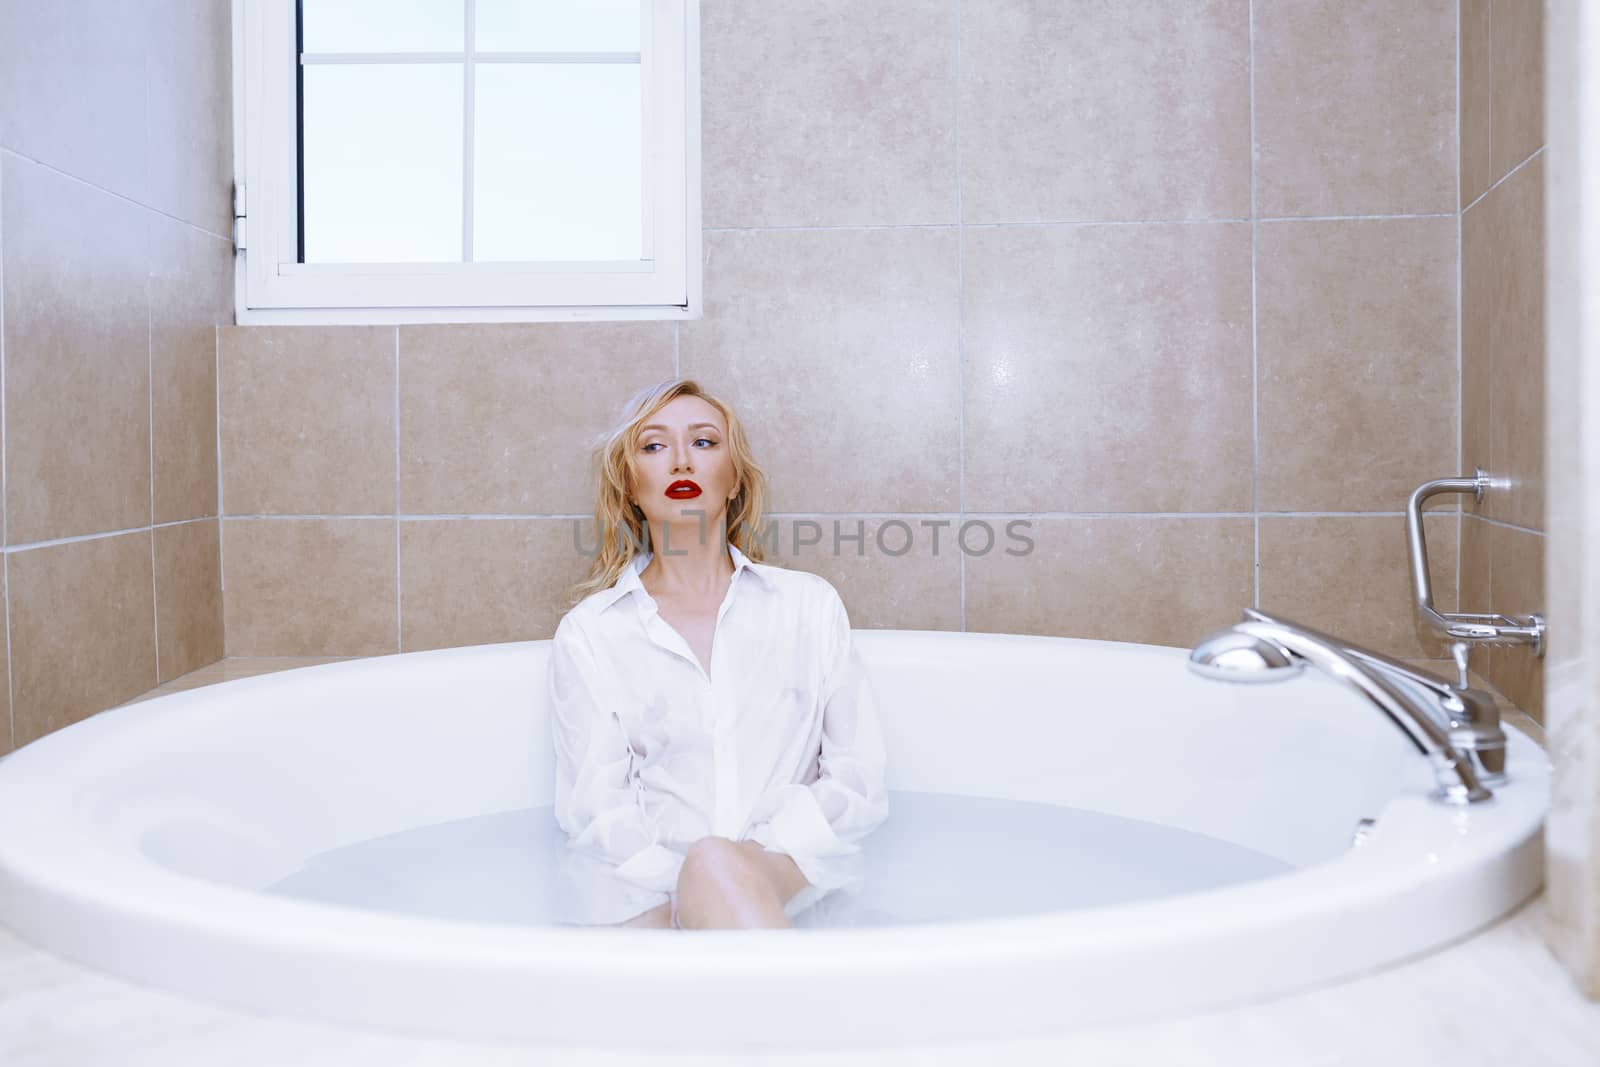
left=0, top=2, right=233, bottom=753
left=1460, top=0, right=1548, bottom=720
left=212, top=1, right=1464, bottom=677
left=0, top=3, right=1476, bottom=748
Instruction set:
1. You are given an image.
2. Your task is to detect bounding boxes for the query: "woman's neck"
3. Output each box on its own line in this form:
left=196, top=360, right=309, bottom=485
left=639, top=522, right=732, bottom=599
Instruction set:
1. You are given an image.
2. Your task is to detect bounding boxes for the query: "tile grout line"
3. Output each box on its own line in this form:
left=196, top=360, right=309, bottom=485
left=699, top=211, right=1458, bottom=235
left=1476, top=0, right=1493, bottom=668
left=1469, top=512, right=1546, bottom=538
left=148, top=266, right=160, bottom=686
left=145, top=10, right=159, bottom=688
left=1487, top=0, right=1496, bottom=198
left=0, top=509, right=1437, bottom=540
left=1461, top=144, right=1543, bottom=217
left=395, top=327, right=402, bottom=653
left=0, top=147, right=234, bottom=245
left=216, top=324, right=226, bottom=656
left=1249, top=0, right=1260, bottom=610
left=955, top=0, right=965, bottom=633
left=1455, top=0, right=1464, bottom=616
left=1481, top=0, right=1494, bottom=679
left=1, top=156, right=11, bottom=751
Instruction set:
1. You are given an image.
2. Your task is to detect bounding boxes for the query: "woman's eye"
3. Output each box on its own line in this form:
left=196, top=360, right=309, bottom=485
left=641, top=439, right=715, bottom=452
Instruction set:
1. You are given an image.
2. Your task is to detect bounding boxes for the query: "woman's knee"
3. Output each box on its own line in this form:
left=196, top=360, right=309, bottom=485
left=675, top=838, right=791, bottom=929
left=681, top=831, right=761, bottom=883
left=678, top=836, right=769, bottom=896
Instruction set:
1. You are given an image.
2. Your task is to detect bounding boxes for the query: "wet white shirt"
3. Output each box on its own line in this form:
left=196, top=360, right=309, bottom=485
left=546, top=541, right=890, bottom=926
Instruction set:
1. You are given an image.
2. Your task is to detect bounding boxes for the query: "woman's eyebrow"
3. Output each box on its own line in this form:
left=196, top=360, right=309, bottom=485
left=640, top=422, right=722, bottom=433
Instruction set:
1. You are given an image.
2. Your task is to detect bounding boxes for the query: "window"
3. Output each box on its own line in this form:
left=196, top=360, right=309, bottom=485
left=232, top=0, right=701, bottom=324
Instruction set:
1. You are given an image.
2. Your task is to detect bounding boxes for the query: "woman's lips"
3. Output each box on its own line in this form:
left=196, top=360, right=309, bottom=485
left=666, top=480, right=702, bottom=499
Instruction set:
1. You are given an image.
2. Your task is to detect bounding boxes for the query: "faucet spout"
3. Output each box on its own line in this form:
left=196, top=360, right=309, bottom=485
left=1190, top=610, right=1495, bottom=805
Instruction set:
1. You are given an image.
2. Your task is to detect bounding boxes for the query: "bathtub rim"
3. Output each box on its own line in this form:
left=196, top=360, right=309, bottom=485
left=0, top=634, right=1553, bottom=1044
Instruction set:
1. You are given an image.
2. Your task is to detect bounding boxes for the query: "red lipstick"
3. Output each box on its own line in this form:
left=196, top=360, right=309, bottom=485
left=666, top=480, right=702, bottom=499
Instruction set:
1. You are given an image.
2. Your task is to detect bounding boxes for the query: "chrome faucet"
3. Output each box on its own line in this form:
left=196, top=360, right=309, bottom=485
left=1189, top=608, right=1505, bottom=805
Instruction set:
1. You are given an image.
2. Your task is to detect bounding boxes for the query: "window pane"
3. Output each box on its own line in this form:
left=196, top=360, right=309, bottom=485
left=302, top=64, right=464, bottom=263
left=473, top=64, right=642, bottom=262
left=302, top=0, right=464, bottom=53
left=475, top=0, right=640, bottom=53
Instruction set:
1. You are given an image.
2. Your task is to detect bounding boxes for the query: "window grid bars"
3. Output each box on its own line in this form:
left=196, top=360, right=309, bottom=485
left=297, top=20, right=644, bottom=266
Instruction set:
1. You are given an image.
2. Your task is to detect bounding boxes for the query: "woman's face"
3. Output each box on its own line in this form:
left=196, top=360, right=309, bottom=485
left=629, top=395, right=739, bottom=539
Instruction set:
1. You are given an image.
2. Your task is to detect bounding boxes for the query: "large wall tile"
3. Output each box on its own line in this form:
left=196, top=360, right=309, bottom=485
left=1460, top=514, right=1492, bottom=634
left=154, top=518, right=223, bottom=682
left=219, top=326, right=396, bottom=516
left=963, top=222, right=1252, bottom=513
left=399, top=323, right=674, bottom=515
left=1257, top=217, right=1457, bottom=512
left=702, top=0, right=955, bottom=228
left=150, top=215, right=230, bottom=525
left=1254, top=0, right=1455, bottom=216
left=1464, top=154, right=1545, bottom=530
left=146, top=0, right=233, bottom=236
left=399, top=518, right=586, bottom=651
left=1490, top=0, right=1544, bottom=181
left=8, top=532, right=156, bottom=748
left=222, top=518, right=397, bottom=656
left=2, top=155, right=151, bottom=545
left=1462, top=186, right=1493, bottom=489
left=757, top=514, right=963, bottom=631
left=1259, top=514, right=1458, bottom=660
left=1463, top=516, right=1545, bottom=722
left=965, top=516, right=1253, bottom=648
left=1487, top=521, right=1544, bottom=721
left=1460, top=0, right=1493, bottom=208
left=680, top=228, right=960, bottom=514
left=1459, top=512, right=1497, bottom=688
left=960, top=0, right=1249, bottom=223
left=0, top=0, right=149, bottom=204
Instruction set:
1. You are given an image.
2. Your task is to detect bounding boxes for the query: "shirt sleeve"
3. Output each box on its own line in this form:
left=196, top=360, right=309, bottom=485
left=548, top=614, right=684, bottom=896
left=742, top=589, right=890, bottom=892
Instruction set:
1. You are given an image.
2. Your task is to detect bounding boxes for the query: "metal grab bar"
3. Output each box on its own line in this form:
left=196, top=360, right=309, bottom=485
left=1406, top=468, right=1546, bottom=657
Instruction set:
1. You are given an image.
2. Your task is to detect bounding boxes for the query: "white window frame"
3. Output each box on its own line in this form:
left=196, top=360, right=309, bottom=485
left=230, top=0, right=701, bottom=325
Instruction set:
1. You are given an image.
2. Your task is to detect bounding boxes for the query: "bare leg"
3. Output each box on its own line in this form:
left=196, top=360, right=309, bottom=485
left=674, top=836, right=810, bottom=930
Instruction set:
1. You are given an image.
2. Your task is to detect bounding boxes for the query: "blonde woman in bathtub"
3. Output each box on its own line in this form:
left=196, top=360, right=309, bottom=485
left=548, top=378, right=890, bottom=930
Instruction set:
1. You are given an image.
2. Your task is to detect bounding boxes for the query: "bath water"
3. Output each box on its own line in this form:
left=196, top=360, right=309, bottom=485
left=264, top=790, right=1293, bottom=928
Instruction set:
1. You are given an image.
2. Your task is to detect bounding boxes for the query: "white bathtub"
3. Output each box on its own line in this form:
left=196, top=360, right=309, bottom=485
left=0, top=631, right=1548, bottom=1048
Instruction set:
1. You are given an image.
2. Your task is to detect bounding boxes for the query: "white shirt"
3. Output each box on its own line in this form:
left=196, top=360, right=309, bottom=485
left=547, top=541, right=891, bottom=926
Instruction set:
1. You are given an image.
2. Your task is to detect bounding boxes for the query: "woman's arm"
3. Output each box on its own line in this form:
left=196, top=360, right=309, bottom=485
left=548, top=615, right=684, bottom=894
left=742, top=590, right=890, bottom=890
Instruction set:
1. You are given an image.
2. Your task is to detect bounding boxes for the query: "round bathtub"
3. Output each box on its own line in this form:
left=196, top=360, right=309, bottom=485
left=0, top=630, right=1548, bottom=1048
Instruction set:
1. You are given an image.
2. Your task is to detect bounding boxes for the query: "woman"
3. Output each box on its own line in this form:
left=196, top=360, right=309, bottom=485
left=547, top=378, right=890, bottom=930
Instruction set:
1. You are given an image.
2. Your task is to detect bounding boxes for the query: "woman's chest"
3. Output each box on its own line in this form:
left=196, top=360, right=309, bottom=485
left=651, top=597, right=719, bottom=677
left=602, top=605, right=828, bottom=754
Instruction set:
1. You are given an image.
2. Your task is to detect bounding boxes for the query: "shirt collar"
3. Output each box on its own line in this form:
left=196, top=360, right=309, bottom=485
left=592, top=540, right=775, bottom=614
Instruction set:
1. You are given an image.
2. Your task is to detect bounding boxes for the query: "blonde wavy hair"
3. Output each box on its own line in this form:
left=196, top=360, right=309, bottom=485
left=566, top=378, right=770, bottom=607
